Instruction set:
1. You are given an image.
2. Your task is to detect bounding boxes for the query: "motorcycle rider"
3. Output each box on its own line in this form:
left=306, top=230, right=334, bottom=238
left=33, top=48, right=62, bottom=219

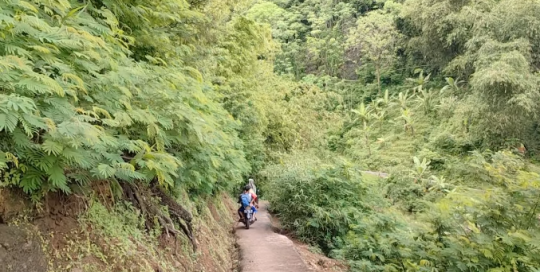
left=238, top=185, right=253, bottom=221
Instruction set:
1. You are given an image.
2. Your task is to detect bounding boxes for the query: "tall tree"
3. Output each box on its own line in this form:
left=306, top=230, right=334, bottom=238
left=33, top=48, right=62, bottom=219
left=346, top=9, right=400, bottom=94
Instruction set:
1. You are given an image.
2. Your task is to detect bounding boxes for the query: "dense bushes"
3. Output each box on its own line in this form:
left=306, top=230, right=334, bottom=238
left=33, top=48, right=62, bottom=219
left=264, top=149, right=540, bottom=271
left=262, top=155, right=372, bottom=252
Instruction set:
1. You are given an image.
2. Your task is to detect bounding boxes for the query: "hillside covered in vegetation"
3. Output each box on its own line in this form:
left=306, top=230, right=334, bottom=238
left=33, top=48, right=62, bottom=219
left=1, top=0, right=540, bottom=271
left=254, top=0, right=540, bottom=271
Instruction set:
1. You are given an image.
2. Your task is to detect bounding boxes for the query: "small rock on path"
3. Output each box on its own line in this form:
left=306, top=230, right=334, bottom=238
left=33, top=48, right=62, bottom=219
left=235, top=201, right=310, bottom=272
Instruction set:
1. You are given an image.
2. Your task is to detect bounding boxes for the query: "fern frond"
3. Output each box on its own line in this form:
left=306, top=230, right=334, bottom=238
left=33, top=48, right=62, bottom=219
left=0, top=113, right=19, bottom=132
left=42, top=139, right=64, bottom=156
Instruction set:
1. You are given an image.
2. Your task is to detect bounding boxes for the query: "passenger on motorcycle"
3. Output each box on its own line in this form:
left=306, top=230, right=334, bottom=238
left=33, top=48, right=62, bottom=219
left=248, top=178, right=259, bottom=206
left=247, top=185, right=258, bottom=221
left=248, top=178, right=257, bottom=195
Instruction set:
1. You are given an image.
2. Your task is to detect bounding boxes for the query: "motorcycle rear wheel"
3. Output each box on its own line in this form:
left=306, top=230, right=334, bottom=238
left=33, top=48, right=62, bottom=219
left=245, top=217, right=250, bottom=229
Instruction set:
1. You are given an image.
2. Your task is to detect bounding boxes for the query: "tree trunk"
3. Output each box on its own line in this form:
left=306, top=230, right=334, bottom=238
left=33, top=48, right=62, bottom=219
left=375, top=63, right=381, bottom=95
left=365, top=134, right=371, bottom=156
left=364, top=121, right=371, bottom=156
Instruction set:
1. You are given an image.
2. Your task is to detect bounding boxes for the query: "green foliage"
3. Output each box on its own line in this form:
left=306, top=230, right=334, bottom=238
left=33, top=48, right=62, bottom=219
left=402, top=0, right=540, bottom=149
left=247, top=0, right=386, bottom=78
left=251, top=0, right=540, bottom=151
left=265, top=149, right=540, bottom=271
left=3, top=0, right=540, bottom=270
left=0, top=0, right=272, bottom=196
left=262, top=154, right=371, bottom=252
left=347, top=7, right=401, bottom=93
left=252, top=12, right=540, bottom=265
left=250, top=0, right=540, bottom=270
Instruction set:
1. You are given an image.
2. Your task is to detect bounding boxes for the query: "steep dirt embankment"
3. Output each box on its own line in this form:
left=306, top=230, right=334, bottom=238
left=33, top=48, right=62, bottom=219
left=0, top=187, right=240, bottom=272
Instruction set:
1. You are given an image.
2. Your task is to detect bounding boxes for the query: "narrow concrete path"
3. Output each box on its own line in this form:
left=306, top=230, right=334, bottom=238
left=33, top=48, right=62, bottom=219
left=235, top=201, right=310, bottom=272
left=361, top=170, right=389, bottom=178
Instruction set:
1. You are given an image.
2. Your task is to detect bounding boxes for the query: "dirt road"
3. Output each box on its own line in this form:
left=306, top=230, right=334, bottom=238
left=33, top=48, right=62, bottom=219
left=235, top=201, right=310, bottom=272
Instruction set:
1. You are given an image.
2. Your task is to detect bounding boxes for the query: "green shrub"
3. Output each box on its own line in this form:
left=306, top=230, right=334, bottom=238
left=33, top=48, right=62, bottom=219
left=263, top=156, right=370, bottom=252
